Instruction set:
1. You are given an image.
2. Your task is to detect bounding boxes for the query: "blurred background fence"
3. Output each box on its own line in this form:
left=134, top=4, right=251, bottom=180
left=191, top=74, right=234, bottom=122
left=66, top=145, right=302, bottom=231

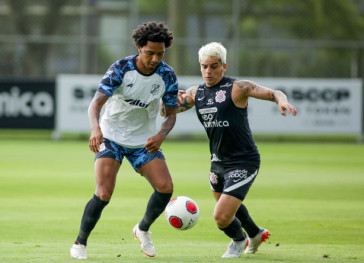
left=0, top=0, right=363, bottom=140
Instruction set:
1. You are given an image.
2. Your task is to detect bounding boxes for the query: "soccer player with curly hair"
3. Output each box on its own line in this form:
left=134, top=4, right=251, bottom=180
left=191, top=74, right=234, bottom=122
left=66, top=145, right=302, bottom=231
left=70, top=21, right=177, bottom=259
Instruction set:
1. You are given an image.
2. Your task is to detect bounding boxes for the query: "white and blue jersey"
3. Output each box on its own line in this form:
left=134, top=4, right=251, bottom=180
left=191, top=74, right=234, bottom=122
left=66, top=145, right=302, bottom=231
left=98, top=55, right=178, bottom=148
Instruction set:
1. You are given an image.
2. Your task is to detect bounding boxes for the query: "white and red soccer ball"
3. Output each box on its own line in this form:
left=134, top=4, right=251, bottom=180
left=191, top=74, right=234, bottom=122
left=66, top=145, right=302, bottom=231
left=165, top=196, right=199, bottom=230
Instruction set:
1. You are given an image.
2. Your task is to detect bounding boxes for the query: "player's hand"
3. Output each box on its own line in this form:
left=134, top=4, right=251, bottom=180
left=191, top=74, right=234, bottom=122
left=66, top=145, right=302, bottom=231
left=278, top=102, right=297, bottom=117
left=89, top=127, right=103, bottom=153
left=177, top=90, right=186, bottom=106
left=145, top=134, right=164, bottom=153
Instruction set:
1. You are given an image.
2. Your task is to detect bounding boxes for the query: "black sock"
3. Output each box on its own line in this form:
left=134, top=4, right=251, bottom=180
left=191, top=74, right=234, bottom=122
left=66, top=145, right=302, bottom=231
left=219, top=217, right=247, bottom=241
left=138, top=190, right=172, bottom=231
left=75, top=194, right=109, bottom=246
left=235, top=204, right=259, bottom=238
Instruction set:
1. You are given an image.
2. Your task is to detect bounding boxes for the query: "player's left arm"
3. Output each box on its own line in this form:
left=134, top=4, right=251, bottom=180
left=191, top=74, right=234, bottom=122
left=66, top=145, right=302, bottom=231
left=160, top=86, right=197, bottom=117
left=145, top=106, right=176, bottom=153
left=234, top=80, right=297, bottom=116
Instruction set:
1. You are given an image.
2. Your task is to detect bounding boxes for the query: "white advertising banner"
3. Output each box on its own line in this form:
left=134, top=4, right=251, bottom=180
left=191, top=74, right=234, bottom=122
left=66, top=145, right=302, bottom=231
left=55, top=75, right=363, bottom=137
left=246, top=78, right=362, bottom=134
left=55, top=74, right=101, bottom=134
left=160, top=77, right=363, bottom=136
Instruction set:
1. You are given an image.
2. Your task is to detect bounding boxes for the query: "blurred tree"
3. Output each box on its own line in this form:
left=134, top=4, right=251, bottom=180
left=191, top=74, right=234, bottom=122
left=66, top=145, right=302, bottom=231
left=2, top=0, right=364, bottom=78
left=136, top=0, right=364, bottom=77
left=231, top=0, right=364, bottom=77
left=168, top=0, right=187, bottom=75
left=7, top=0, right=70, bottom=77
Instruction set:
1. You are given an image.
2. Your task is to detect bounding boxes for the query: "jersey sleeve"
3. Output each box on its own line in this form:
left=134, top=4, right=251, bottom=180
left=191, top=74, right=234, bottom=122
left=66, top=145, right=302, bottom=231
left=162, top=70, right=178, bottom=108
left=98, top=59, right=128, bottom=96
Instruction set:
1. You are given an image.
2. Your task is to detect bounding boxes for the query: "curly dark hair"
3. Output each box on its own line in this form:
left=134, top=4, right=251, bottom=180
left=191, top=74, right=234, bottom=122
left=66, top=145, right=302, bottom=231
left=132, top=21, right=173, bottom=48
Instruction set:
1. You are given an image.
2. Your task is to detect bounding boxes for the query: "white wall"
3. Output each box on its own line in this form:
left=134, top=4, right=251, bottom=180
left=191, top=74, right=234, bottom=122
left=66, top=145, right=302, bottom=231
left=55, top=75, right=363, bottom=138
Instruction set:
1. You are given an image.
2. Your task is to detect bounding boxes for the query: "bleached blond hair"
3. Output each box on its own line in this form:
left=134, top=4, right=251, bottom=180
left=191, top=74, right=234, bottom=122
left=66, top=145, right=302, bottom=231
left=198, top=42, right=227, bottom=64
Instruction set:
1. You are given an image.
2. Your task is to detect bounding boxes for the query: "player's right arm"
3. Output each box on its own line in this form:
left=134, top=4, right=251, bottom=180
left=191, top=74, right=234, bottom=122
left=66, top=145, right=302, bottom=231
left=160, top=86, right=197, bottom=116
left=88, top=91, right=109, bottom=153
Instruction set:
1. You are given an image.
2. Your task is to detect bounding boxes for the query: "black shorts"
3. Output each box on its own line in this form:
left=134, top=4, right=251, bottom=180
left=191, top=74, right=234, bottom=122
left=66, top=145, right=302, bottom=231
left=209, top=162, right=260, bottom=201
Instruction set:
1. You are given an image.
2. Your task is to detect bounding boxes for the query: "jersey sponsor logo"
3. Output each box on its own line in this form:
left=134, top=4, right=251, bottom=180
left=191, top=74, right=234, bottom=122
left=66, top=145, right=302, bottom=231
left=203, top=120, right=229, bottom=128
left=215, top=90, right=226, bottom=103
left=150, top=84, right=160, bottom=95
left=202, top=114, right=213, bottom=121
left=209, top=172, right=218, bottom=184
left=228, top=169, right=248, bottom=183
left=124, top=99, right=150, bottom=108
left=199, top=107, right=228, bottom=128
left=220, top=83, right=232, bottom=88
left=207, top=99, right=214, bottom=105
left=198, top=107, right=218, bottom=114
left=127, top=83, right=133, bottom=88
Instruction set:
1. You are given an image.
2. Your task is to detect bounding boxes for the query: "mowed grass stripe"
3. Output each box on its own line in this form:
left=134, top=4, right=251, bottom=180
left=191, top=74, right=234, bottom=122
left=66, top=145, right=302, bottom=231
left=0, top=140, right=363, bottom=262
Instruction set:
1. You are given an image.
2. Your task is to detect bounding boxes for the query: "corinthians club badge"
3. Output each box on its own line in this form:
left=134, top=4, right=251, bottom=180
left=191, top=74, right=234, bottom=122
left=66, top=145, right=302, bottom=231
left=215, top=90, right=226, bottom=103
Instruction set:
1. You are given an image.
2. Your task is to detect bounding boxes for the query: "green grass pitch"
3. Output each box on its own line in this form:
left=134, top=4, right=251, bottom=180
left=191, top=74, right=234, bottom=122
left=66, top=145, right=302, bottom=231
left=0, top=139, right=363, bottom=262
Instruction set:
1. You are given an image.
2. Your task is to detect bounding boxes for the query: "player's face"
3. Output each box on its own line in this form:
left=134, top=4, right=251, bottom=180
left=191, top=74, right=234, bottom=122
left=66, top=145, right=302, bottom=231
left=200, top=56, right=227, bottom=87
left=137, top=41, right=165, bottom=74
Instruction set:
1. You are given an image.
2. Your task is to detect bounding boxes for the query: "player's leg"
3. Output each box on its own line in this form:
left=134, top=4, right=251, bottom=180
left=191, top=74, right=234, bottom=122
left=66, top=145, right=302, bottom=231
left=71, top=139, right=122, bottom=259
left=215, top=190, right=259, bottom=237
left=210, top=163, right=247, bottom=257
left=214, top=193, right=249, bottom=258
left=215, top=191, right=260, bottom=238
left=77, top=156, right=121, bottom=242
left=128, top=149, right=172, bottom=257
left=211, top=164, right=247, bottom=246
left=235, top=203, right=259, bottom=237
left=236, top=203, right=270, bottom=254
left=137, top=158, right=173, bottom=230
left=71, top=158, right=120, bottom=259
left=212, top=192, right=259, bottom=239
left=223, top=166, right=270, bottom=254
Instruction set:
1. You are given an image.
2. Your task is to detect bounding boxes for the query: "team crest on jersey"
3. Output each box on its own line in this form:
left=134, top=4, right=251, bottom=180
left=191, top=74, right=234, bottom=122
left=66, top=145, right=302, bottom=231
left=210, top=172, right=218, bottom=184
left=151, top=84, right=160, bottom=95
left=215, top=90, right=226, bottom=103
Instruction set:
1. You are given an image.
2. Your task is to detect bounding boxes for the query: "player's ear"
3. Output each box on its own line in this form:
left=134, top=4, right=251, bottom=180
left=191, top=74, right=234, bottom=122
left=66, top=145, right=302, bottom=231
left=223, top=63, right=227, bottom=71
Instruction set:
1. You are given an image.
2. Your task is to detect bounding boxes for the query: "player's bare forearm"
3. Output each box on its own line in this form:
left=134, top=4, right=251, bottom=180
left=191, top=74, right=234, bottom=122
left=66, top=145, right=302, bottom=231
left=160, top=87, right=196, bottom=116
left=159, top=102, right=167, bottom=116
left=272, top=90, right=288, bottom=104
left=146, top=107, right=176, bottom=153
left=235, top=80, right=277, bottom=102
left=88, top=91, right=108, bottom=152
left=159, top=107, right=177, bottom=138
left=235, top=80, right=297, bottom=116
left=88, top=91, right=109, bottom=129
left=177, top=86, right=196, bottom=113
left=177, top=95, right=194, bottom=113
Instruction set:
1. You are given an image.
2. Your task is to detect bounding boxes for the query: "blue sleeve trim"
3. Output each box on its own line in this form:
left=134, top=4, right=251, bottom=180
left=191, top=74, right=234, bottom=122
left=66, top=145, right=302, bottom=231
left=158, top=62, right=178, bottom=108
left=98, top=56, right=135, bottom=96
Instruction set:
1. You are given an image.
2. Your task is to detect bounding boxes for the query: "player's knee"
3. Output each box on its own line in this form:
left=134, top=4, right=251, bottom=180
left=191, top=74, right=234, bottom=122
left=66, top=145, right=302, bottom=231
left=96, top=191, right=113, bottom=202
left=214, top=212, right=232, bottom=228
left=156, top=181, right=173, bottom=194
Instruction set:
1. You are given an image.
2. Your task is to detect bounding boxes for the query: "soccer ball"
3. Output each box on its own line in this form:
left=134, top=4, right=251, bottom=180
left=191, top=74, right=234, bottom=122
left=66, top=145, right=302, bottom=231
left=165, top=196, right=199, bottom=230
